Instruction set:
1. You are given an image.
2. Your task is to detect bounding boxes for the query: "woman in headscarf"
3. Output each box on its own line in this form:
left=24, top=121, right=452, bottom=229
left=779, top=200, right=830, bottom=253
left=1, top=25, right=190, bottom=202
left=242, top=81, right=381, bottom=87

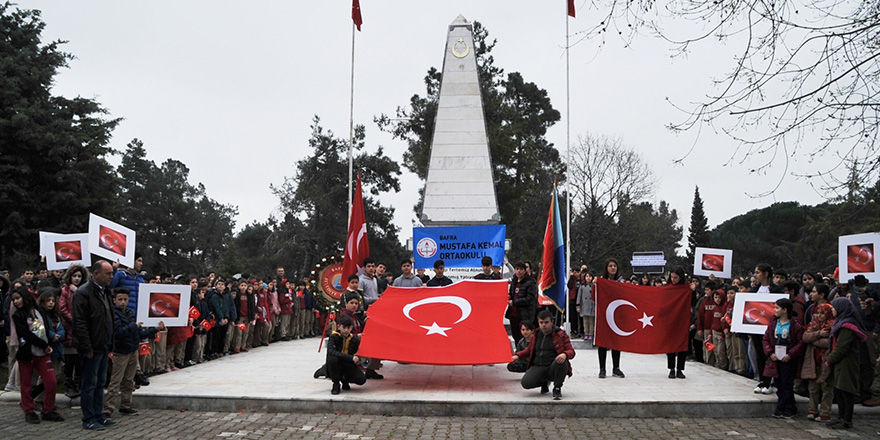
left=826, top=297, right=868, bottom=430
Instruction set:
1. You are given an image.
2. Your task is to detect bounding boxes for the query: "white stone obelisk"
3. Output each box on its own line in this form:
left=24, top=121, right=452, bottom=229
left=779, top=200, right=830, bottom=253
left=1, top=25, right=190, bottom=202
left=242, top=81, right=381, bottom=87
left=420, top=15, right=500, bottom=226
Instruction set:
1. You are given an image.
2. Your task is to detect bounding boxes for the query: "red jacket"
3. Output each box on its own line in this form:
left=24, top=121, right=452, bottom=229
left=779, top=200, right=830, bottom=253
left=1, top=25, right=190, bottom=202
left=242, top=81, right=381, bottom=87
left=515, top=327, right=576, bottom=376
left=762, top=317, right=806, bottom=378
left=279, top=290, right=294, bottom=315
left=697, top=296, right=718, bottom=332
left=710, top=294, right=728, bottom=332
left=721, top=301, right=735, bottom=332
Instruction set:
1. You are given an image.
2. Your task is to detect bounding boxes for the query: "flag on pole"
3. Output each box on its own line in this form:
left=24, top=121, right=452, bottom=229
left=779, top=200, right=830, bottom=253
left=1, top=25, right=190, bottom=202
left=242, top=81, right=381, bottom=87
left=342, top=174, right=369, bottom=279
left=568, top=0, right=576, bottom=17
left=352, top=0, right=363, bottom=31
left=539, top=184, right=566, bottom=311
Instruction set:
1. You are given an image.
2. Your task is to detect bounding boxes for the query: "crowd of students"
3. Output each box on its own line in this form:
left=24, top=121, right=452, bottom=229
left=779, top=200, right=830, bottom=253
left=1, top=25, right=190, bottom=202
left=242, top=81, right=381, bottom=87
left=2, top=257, right=879, bottom=429
left=1, top=260, right=321, bottom=428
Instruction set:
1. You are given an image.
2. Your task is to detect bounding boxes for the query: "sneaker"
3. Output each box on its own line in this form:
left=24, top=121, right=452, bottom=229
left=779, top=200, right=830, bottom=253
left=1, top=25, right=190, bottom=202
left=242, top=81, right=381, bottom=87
left=25, top=412, right=41, bottom=424
left=314, top=366, right=326, bottom=379
left=753, top=385, right=763, bottom=393
left=829, top=421, right=852, bottom=430
left=863, top=396, right=880, bottom=407
left=99, top=417, right=117, bottom=426
left=806, top=413, right=816, bottom=420
left=825, top=418, right=841, bottom=427
left=612, top=368, right=625, bottom=378
left=365, top=369, right=384, bottom=380
left=83, top=420, right=105, bottom=430
left=598, top=369, right=606, bottom=379
left=761, top=387, right=773, bottom=395
left=817, top=415, right=831, bottom=422
left=119, top=407, right=139, bottom=415
left=341, top=382, right=351, bottom=391
left=331, top=383, right=341, bottom=395
left=540, top=383, right=549, bottom=394
left=668, top=370, right=676, bottom=379
left=552, top=387, right=562, bottom=400
left=676, top=370, right=686, bottom=379
left=781, top=412, right=795, bottom=419
left=772, top=411, right=783, bottom=418
left=41, top=411, right=65, bottom=422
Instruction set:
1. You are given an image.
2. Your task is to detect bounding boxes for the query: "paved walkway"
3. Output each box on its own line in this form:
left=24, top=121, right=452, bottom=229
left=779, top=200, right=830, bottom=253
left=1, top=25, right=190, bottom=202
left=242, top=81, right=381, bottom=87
left=0, top=404, right=877, bottom=439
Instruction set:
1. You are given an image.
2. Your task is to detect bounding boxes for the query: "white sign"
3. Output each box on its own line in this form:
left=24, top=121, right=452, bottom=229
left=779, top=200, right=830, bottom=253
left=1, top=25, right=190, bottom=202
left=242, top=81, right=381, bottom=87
left=838, top=232, right=880, bottom=283
left=39, top=232, right=90, bottom=271
left=88, top=213, right=136, bottom=268
left=136, top=283, right=192, bottom=327
left=693, top=247, right=733, bottom=279
left=730, top=293, right=787, bottom=335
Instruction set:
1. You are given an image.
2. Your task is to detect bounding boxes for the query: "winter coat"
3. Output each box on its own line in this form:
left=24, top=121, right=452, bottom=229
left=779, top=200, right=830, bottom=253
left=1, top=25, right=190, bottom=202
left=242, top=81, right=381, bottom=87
left=72, top=280, right=114, bottom=356
left=208, top=289, right=230, bottom=321
left=577, top=283, right=594, bottom=317
left=509, top=276, right=538, bottom=324
left=12, top=307, right=51, bottom=362
left=514, top=327, right=576, bottom=376
left=762, top=317, right=805, bottom=379
left=108, top=269, right=144, bottom=314
left=58, top=284, right=76, bottom=346
left=801, top=326, right=831, bottom=381
left=827, top=324, right=865, bottom=395
left=113, top=305, right=158, bottom=355
left=326, top=330, right=360, bottom=363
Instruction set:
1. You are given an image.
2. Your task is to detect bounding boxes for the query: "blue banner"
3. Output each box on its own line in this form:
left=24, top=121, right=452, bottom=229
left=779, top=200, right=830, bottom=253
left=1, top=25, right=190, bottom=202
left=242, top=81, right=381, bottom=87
left=413, top=225, right=506, bottom=269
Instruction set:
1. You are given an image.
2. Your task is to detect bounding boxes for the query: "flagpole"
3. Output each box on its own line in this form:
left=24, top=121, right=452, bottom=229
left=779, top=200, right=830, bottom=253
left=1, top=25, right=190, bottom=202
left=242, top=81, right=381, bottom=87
left=564, top=1, right=572, bottom=332
left=348, top=21, right=356, bottom=226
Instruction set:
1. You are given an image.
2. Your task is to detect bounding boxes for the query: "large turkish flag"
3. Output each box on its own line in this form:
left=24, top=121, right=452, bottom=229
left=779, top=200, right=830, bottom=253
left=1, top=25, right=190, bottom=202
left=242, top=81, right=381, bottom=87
left=594, top=278, right=691, bottom=354
left=357, top=280, right=512, bottom=365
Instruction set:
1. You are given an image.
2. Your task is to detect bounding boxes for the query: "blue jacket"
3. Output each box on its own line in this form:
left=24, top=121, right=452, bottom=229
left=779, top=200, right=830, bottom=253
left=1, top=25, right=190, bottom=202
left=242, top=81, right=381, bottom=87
left=109, top=269, right=144, bottom=314
left=113, top=305, right=158, bottom=355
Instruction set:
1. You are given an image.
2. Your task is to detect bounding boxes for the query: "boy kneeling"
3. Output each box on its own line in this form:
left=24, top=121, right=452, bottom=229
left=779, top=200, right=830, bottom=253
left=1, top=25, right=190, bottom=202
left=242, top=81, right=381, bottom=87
left=510, top=309, right=576, bottom=400
left=327, top=314, right=366, bottom=395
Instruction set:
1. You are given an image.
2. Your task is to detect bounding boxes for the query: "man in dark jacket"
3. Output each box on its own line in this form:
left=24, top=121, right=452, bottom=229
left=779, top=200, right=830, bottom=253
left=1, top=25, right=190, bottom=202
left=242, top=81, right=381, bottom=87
left=508, top=261, right=538, bottom=344
left=73, top=260, right=116, bottom=430
left=511, top=309, right=576, bottom=400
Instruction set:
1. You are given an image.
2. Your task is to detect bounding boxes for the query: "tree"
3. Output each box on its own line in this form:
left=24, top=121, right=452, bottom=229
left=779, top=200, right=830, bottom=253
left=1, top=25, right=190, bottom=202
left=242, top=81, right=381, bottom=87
left=581, top=0, right=880, bottom=193
left=0, top=3, right=121, bottom=271
left=377, top=22, right=564, bottom=263
left=117, top=139, right=237, bottom=275
left=686, top=186, right=710, bottom=263
left=266, top=116, right=406, bottom=278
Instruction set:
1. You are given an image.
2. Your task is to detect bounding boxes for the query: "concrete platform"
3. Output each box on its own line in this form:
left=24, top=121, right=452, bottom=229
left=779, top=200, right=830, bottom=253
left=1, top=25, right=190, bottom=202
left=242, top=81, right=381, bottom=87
left=1, top=337, right=829, bottom=418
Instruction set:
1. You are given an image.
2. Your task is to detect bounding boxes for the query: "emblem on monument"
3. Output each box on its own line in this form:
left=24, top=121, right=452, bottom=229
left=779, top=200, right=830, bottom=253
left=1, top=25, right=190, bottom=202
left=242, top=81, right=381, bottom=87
left=451, top=37, right=469, bottom=58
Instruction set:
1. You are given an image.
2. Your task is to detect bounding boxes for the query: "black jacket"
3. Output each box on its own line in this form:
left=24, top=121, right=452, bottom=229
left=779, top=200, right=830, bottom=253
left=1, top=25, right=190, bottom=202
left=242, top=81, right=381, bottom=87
left=12, top=307, right=51, bottom=362
left=113, top=306, right=158, bottom=355
left=509, top=276, right=538, bottom=323
left=72, top=280, right=114, bottom=355
left=326, top=331, right=360, bottom=363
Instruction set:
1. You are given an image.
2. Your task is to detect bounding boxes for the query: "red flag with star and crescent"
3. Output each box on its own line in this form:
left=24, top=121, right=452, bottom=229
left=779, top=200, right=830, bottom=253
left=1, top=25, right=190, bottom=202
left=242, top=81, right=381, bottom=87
left=357, top=280, right=511, bottom=365
left=342, top=174, right=369, bottom=279
left=594, top=278, right=690, bottom=354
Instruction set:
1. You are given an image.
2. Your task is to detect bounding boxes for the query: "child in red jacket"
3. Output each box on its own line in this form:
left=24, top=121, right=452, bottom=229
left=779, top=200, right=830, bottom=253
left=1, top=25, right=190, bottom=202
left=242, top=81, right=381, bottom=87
left=710, top=289, right=728, bottom=370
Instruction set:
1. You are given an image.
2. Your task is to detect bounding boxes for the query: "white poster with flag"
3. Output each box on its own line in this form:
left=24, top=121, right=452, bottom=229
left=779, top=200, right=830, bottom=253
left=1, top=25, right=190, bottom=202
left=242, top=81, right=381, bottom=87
left=137, top=283, right=191, bottom=327
left=341, top=174, right=369, bottom=279
left=40, top=232, right=90, bottom=270
left=88, top=213, right=136, bottom=268
left=730, top=293, right=787, bottom=334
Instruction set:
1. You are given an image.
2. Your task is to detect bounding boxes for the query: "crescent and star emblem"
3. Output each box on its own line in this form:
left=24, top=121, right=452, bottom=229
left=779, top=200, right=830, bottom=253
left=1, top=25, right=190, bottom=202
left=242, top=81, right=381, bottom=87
left=856, top=245, right=874, bottom=265
left=402, top=296, right=472, bottom=337
left=451, top=37, right=469, bottom=58
left=151, top=300, right=171, bottom=316
left=348, top=224, right=367, bottom=272
left=56, top=247, right=71, bottom=261
left=744, top=308, right=767, bottom=324
left=606, top=299, right=654, bottom=337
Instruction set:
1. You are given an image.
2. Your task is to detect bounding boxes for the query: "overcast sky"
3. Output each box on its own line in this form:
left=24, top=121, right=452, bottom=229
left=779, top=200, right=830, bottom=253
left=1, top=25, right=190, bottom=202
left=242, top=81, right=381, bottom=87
left=20, top=1, right=827, bottom=254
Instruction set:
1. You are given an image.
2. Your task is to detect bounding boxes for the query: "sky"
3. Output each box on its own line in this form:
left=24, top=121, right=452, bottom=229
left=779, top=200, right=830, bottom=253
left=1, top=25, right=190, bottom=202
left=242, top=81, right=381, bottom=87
left=18, top=1, right=828, bottom=256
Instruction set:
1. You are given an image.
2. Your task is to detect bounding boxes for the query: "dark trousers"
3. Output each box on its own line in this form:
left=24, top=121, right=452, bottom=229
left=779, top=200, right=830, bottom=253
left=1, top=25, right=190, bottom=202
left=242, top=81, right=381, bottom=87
left=327, top=356, right=366, bottom=386
left=509, top=315, right=522, bottom=344
left=835, top=389, right=856, bottom=423
left=774, top=361, right=796, bottom=414
left=209, top=324, right=228, bottom=355
left=521, top=360, right=570, bottom=390
left=597, top=347, right=620, bottom=370
left=80, top=352, right=109, bottom=423
left=184, top=335, right=196, bottom=363
left=667, top=352, right=687, bottom=371
left=63, top=352, right=80, bottom=385
left=568, top=306, right=582, bottom=335
left=690, top=328, right=703, bottom=362
left=749, top=333, right=770, bottom=387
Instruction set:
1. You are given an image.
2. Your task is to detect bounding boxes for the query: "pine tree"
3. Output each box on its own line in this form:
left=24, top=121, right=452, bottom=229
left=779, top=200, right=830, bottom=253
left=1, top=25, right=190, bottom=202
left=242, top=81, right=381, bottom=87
left=686, top=186, right=710, bottom=263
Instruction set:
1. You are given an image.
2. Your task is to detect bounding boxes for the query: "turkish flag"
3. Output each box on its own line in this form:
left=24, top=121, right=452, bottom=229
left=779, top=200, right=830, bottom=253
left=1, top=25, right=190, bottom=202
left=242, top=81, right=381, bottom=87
left=54, top=240, right=82, bottom=262
left=201, top=319, right=215, bottom=331
left=342, top=174, right=369, bottom=279
left=594, top=278, right=690, bottom=354
left=352, top=0, right=363, bottom=31
left=98, top=225, right=127, bottom=256
left=741, top=300, right=775, bottom=326
left=848, top=244, right=875, bottom=273
left=188, top=306, right=200, bottom=321
left=701, top=254, right=725, bottom=271
left=138, top=342, right=151, bottom=356
left=148, top=292, right=181, bottom=318
left=357, top=280, right=511, bottom=365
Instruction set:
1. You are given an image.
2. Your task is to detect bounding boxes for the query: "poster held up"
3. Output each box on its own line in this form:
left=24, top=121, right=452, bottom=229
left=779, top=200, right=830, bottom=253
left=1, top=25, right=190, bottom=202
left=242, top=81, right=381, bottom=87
left=838, top=233, right=880, bottom=283
left=137, top=283, right=191, bottom=327
left=88, top=213, right=136, bottom=268
left=693, top=247, right=733, bottom=279
left=40, top=232, right=90, bottom=270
